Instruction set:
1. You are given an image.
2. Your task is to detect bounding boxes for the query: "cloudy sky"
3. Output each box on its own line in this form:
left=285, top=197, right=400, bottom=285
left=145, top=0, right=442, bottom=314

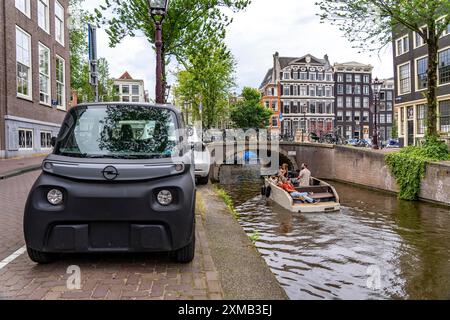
left=84, top=0, right=394, bottom=99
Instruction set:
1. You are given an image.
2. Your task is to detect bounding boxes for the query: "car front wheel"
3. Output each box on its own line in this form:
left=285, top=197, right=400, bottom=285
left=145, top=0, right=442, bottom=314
left=26, top=247, right=56, bottom=264
left=173, top=233, right=196, bottom=263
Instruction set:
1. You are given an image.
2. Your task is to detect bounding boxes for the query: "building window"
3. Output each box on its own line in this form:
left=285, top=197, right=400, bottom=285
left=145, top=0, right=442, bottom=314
left=317, top=73, right=323, bottom=81
left=337, top=74, right=343, bottom=82
left=309, top=73, right=316, bottom=81
left=38, top=0, right=50, bottom=33
left=363, top=75, right=370, bottom=83
left=40, top=131, right=52, bottom=149
left=132, top=85, right=140, bottom=95
left=380, top=114, right=386, bottom=124
left=300, top=86, right=307, bottom=96
left=440, top=100, right=450, bottom=133
left=355, top=97, right=361, bottom=108
left=363, top=97, right=369, bottom=108
left=363, top=85, right=370, bottom=95
left=300, top=72, right=307, bottom=80
left=56, top=56, right=66, bottom=109
left=387, top=114, right=392, bottom=124
left=293, top=72, right=299, bottom=80
left=354, top=75, right=361, bottom=83
left=337, top=111, right=343, bottom=121
left=316, top=86, right=323, bottom=97
left=55, top=1, right=65, bottom=46
left=346, top=97, right=352, bottom=108
left=438, top=48, right=450, bottom=85
left=272, top=101, right=278, bottom=111
left=346, top=74, right=352, bottom=82
left=354, top=85, right=361, bottom=95
left=122, top=96, right=130, bottom=102
left=325, top=87, right=332, bottom=97
left=122, top=85, right=130, bottom=95
left=398, top=62, right=411, bottom=95
left=354, top=111, right=361, bottom=122
left=337, top=97, right=343, bottom=108
left=272, top=117, right=278, bottom=127
left=16, top=26, right=32, bottom=99
left=283, top=85, right=290, bottom=96
left=132, top=96, right=140, bottom=102
left=346, top=85, right=352, bottom=94
left=387, top=102, right=393, bottom=111
left=346, top=111, right=352, bottom=122
left=396, top=35, right=409, bottom=56
left=416, top=56, right=428, bottom=90
left=15, top=0, right=30, bottom=17
left=19, top=129, right=33, bottom=149
left=293, top=85, right=298, bottom=96
left=363, top=111, right=369, bottom=122
left=386, top=91, right=393, bottom=101
left=326, top=73, right=332, bottom=82
left=416, top=104, right=427, bottom=135
left=309, top=86, right=315, bottom=97
left=39, top=43, right=50, bottom=105
left=414, top=27, right=427, bottom=48
left=337, top=84, right=344, bottom=94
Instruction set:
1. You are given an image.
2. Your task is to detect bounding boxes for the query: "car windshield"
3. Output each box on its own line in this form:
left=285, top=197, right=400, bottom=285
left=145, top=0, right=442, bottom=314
left=55, top=105, right=178, bottom=159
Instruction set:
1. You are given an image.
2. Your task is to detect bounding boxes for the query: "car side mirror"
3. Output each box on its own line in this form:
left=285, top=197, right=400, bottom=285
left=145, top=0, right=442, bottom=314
left=50, top=137, right=57, bottom=147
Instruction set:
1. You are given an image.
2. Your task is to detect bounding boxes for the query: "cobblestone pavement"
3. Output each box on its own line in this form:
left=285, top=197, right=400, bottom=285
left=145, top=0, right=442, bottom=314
left=0, top=172, right=223, bottom=300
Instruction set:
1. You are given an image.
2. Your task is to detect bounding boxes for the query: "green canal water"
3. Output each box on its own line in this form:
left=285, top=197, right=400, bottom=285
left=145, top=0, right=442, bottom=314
left=220, top=175, right=450, bottom=300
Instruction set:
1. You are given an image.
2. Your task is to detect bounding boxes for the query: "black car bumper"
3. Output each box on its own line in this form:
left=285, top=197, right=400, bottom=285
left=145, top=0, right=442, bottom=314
left=23, top=172, right=196, bottom=253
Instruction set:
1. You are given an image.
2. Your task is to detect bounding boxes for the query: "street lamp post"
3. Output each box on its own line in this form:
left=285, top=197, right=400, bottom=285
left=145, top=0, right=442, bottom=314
left=372, top=78, right=383, bottom=150
left=148, top=0, right=169, bottom=104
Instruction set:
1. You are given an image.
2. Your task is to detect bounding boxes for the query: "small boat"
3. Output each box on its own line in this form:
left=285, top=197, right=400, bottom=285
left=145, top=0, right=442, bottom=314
left=264, top=177, right=341, bottom=213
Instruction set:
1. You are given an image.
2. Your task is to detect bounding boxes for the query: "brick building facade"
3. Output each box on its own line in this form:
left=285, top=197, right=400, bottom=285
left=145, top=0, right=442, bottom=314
left=0, top=0, right=70, bottom=158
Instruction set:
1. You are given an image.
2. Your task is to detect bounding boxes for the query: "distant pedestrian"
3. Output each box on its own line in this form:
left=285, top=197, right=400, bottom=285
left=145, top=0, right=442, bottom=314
left=298, top=163, right=311, bottom=187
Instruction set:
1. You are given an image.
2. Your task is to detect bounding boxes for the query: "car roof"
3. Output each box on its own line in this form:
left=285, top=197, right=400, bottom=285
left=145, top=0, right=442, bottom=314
left=73, top=102, right=181, bottom=114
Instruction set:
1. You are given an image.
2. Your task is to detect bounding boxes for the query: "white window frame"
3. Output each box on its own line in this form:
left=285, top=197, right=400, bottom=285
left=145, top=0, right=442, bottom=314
left=40, top=130, right=53, bottom=149
left=55, top=1, right=65, bottom=46
left=437, top=15, right=450, bottom=38
left=396, top=35, right=409, bottom=57
left=414, top=54, right=428, bottom=92
left=413, top=25, right=427, bottom=49
left=18, top=128, right=33, bottom=150
left=397, top=62, right=412, bottom=95
left=438, top=45, right=450, bottom=87
left=38, top=43, right=51, bottom=106
left=16, top=26, right=32, bottom=100
left=38, top=0, right=50, bottom=34
left=55, top=55, right=66, bottom=110
left=15, top=0, right=31, bottom=18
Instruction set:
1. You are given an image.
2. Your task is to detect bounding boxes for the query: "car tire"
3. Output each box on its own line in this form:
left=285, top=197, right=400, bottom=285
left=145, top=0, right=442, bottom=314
left=174, top=232, right=196, bottom=264
left=26, top=247, right=55, bottom=264
left=197, top=174, right=210, bottom=185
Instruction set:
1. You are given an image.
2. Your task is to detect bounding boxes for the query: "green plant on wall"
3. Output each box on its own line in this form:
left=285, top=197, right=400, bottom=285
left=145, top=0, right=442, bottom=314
left=386, top=137, right=449, bottom=201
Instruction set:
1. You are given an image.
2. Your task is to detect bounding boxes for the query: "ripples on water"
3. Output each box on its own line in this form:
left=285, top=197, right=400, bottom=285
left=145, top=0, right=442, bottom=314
left=220, top=174, right=450, bottom=300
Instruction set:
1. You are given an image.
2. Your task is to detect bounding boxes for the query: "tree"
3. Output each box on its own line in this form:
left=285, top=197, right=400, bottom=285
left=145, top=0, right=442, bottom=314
left=173, top=39, right=236, bottom=128
left=316, top=0, right=450, bottom=139
left=230, top=87, right=273, bottom=129
left=93, top=0, right=250, bottom=99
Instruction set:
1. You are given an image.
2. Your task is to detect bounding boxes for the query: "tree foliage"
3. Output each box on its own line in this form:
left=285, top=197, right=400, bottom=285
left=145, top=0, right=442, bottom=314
left=173, top=39, right=236, bottom=128
left=230, top=87, right=273, bottom=129
left=316, top=0, right=450, bottom=138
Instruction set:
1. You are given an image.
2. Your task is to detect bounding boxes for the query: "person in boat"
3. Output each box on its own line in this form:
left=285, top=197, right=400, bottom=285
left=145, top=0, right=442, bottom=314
left=298, top=163, right=312, bottom=187
left=278, top=179, right=318, bottom=204
left=279, top=163, right=289, bottom=179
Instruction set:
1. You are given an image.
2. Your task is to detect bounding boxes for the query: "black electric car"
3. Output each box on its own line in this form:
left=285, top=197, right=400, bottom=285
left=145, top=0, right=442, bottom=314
left=23, top=103, right=196, bottom=264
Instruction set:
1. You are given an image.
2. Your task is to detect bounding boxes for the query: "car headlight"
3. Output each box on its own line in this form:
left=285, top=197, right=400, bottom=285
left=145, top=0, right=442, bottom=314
left=47, top=189, right=63, bottom=206
left=157, top=190, right=173, bottom=206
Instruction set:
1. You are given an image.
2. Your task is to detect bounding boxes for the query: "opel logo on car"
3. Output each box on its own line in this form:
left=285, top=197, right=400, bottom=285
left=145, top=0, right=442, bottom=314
left=102, top=166, right=119, bottom=180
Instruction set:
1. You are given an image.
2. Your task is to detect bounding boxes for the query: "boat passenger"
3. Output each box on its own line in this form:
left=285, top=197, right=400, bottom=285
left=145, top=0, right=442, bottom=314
left=278, top=181, right=318, bottom=204
left=298, top=163, right=312, bottom=187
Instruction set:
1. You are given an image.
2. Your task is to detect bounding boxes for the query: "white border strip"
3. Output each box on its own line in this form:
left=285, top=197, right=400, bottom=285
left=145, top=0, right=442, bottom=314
left=0, top=246, right=26, bottom=270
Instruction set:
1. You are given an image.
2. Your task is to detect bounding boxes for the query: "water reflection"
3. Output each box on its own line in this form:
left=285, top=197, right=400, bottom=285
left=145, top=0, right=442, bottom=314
left=221, top=178, right=450, bottom=300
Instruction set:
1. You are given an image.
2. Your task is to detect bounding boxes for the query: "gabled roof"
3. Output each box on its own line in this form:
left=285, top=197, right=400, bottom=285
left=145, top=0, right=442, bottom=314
left=279, top=54, right=329, bottom=70
left=259, top=68, right=273, bottom=89
left=119, top=71, right=133, bottom=80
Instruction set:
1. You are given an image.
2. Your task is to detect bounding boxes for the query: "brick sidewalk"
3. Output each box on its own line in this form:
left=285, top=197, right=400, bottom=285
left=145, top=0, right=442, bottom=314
left=0, top=172, right=223, bottom=300
left=0, top=156, right=45, bottom=179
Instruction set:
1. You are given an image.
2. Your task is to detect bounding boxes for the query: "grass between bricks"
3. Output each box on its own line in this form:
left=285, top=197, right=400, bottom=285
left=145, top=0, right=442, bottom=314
left=212, top=185, right=240, bottom=220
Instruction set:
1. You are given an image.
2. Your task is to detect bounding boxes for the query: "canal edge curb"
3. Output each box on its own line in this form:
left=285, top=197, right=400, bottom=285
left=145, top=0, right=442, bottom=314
left=199, top=184, right=289, bottom=300
left=0, top=165, right=42, bottom=181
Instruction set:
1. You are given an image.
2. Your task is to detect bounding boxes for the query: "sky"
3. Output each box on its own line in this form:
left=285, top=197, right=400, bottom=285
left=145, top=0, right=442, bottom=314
left=83, top=0, right=394, bottom=100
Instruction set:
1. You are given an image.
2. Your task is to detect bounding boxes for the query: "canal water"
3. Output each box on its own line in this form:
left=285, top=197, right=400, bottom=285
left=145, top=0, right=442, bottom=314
left=219, top=173, right=450, bottom=300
